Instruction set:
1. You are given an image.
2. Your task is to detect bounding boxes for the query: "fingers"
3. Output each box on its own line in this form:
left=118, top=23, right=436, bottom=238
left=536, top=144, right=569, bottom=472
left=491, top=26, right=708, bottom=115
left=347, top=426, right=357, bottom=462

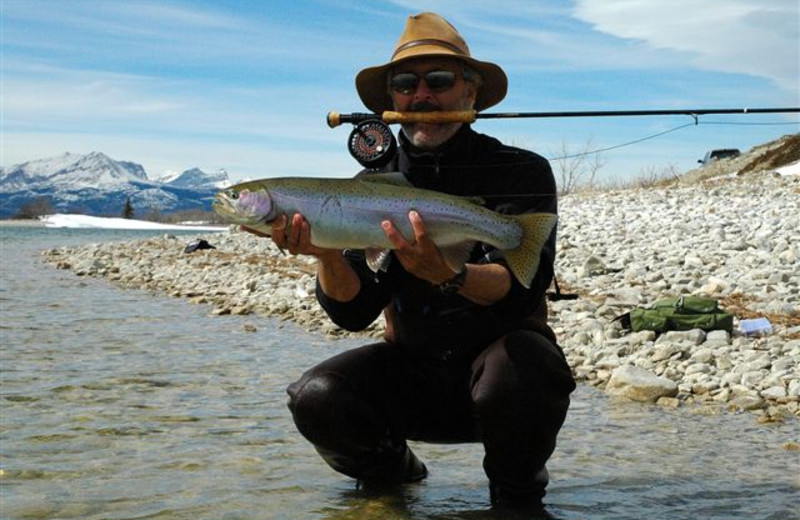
left=408, top=210, right=428, bottom=243
left=381, top=219, right=408, bottom=249
left=269, top=213, right=316, bottom=255
left=381, top=210, right=424, bottom=249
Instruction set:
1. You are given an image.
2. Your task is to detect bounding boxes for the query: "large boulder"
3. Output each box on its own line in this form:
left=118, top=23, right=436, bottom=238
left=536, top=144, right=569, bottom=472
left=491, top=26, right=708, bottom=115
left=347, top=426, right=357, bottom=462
left=606, top=365, right=678, bottom=403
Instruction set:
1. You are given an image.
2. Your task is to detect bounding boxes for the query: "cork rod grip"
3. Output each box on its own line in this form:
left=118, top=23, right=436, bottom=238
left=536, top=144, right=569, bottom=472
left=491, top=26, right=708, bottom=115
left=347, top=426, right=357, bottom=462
left=382, top=110, right=477, bottom=125
left=326, top=110, right=477, bottom=128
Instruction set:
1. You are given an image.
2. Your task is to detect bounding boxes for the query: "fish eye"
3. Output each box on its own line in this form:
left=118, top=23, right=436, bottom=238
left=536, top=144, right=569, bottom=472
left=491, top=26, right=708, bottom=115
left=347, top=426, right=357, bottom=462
left=226, top=189, right=239, bottom=200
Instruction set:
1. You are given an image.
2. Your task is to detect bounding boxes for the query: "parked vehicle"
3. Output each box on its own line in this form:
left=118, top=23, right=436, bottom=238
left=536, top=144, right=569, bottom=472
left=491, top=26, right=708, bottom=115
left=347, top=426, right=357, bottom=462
left=698, top=148, right=741, bottom=165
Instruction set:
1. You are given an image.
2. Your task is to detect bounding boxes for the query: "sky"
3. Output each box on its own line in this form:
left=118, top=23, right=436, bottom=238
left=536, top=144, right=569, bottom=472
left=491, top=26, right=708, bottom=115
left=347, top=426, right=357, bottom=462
left=1, top=0, right=798, bottom=186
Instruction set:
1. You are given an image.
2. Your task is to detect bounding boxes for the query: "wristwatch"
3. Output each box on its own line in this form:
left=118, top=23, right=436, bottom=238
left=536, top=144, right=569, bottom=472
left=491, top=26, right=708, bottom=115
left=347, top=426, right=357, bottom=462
left=437, top=267, right=467, bottom=295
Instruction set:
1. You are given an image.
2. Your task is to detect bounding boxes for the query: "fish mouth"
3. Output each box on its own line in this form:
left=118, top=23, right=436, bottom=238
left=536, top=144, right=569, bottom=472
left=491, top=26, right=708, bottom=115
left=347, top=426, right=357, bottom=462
left=212, top=188, right=274, bottom=225
left=212, top=190, right=236, bottom=215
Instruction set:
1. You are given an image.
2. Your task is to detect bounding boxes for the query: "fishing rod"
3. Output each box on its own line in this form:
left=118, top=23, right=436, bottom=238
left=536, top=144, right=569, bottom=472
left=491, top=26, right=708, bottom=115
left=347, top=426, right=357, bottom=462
left=328, top=107, right=800, bottom=127
left=328, top=107, right=800, bottom=167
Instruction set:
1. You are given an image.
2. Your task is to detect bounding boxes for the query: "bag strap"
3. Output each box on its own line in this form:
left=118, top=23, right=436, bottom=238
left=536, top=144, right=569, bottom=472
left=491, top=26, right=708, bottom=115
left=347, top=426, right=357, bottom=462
left=547, top=276, right=579, bottom=301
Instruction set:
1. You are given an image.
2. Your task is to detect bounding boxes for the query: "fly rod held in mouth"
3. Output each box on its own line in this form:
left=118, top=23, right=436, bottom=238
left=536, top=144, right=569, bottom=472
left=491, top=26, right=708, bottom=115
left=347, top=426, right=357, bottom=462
left=328, top=110, right=477, bottom=128
left=327, top=107, right=800, bottom=128
left=332, top=106, right=800, bottom=168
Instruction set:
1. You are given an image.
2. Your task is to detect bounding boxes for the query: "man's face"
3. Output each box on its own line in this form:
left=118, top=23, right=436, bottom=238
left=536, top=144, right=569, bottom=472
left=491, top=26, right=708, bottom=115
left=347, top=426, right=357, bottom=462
left=388, top=58, right=478, bottom=150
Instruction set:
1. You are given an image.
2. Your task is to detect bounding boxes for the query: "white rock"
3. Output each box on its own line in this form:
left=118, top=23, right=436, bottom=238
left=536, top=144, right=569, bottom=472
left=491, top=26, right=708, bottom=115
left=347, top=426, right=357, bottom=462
left=760, top=386, right=787, bottom=399
left=606, top=365, right=678, bottom=403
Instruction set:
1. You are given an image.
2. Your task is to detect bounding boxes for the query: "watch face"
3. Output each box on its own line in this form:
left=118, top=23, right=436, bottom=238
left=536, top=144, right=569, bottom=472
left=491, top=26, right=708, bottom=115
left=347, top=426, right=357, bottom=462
left=440, top=282, right=461, bottom=295
left=438, top=268, right=466, bottom=294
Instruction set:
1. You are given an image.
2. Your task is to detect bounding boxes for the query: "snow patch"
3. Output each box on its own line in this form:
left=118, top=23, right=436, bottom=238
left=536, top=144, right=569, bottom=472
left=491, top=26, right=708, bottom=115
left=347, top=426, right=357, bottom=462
left=42, top=214, right=225, bottom=231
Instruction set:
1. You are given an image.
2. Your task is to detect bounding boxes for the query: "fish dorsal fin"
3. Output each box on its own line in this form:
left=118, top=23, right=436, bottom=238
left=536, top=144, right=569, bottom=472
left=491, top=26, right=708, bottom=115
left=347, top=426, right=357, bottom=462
left=362, top=172, right=485, bottom=205
left=361, top=172, right=413, bottom=187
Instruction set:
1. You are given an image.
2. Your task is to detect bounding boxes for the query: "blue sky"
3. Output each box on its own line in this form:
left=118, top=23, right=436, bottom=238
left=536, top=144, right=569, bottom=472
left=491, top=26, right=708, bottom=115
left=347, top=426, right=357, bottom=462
left=2, top=0, right=798, bottom=185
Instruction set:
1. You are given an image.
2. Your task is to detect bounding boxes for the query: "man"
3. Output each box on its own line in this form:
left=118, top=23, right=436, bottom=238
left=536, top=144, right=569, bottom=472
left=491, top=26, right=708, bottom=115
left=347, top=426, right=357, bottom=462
left=263, top=12, right=575, bottom=513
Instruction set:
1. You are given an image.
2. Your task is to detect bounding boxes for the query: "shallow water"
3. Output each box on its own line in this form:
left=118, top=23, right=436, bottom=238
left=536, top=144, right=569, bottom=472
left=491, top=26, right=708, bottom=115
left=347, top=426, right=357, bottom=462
left=1, top=227, right=797, bottom=520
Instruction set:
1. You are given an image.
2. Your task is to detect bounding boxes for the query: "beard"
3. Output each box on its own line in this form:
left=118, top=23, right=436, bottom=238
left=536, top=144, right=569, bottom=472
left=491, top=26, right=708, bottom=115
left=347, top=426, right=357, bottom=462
left=400, top=101, right=466, bottom=150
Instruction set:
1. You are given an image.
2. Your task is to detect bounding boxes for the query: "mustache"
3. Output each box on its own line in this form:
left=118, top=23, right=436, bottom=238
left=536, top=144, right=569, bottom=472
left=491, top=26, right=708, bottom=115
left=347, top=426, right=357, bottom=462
left=408, top=101, right=440, bottom=112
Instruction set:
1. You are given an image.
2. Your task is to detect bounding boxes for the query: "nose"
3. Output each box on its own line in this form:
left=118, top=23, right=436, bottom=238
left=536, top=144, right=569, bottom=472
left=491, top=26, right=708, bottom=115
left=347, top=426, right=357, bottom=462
left=412, top=78, right=435, bottom=101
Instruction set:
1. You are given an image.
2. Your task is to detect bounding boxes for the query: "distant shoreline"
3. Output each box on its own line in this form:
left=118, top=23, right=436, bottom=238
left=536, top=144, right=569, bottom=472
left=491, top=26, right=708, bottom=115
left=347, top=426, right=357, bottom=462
left=0, top=219, right=46, bottom=227
left=0, top=215, right=226, bottom=231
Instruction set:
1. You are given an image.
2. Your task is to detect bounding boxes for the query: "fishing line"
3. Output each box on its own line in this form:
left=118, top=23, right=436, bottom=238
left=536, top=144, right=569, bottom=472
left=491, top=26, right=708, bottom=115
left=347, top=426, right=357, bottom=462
left=547, top=119, right=799, bottom=161
left=549, top=122, right=696, bottom=161
left=697, top=120, right=800, bottom=126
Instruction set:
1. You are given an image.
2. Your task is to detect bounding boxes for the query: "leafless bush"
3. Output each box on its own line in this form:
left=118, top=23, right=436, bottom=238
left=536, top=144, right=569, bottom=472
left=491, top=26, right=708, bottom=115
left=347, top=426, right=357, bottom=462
left=550, top=139, right=606, bottom=195
left=634, top=163, right=681, bottom=189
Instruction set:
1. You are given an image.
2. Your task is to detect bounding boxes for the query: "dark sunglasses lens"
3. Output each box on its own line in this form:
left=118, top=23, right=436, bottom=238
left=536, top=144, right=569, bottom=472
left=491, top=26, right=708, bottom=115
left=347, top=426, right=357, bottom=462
left=424, top=71, right=456, bottom=91
left=390, top=73, right=419, bottom=94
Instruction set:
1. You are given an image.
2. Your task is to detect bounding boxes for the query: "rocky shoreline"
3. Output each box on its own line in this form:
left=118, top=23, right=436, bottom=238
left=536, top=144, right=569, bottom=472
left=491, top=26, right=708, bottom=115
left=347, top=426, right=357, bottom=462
left=42, top=171, right=799, bottom=423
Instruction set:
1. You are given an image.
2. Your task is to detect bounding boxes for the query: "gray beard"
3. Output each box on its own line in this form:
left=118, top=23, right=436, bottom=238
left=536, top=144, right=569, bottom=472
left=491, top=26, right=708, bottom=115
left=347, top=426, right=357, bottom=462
left=400, top=122, right=462, bottom=150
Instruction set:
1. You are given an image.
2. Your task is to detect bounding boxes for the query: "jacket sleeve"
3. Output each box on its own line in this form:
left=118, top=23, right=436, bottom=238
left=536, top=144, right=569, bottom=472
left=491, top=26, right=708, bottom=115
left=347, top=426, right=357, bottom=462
left=481, top=152, right=557, bottom=321
left=315, top=249, right=391, bottom=332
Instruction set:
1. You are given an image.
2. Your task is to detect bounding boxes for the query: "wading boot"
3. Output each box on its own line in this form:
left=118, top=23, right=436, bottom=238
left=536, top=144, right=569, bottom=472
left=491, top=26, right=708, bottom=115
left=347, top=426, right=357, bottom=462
left=356, top=446, right=428, bottom=489
left=489, top=467, right=555, bottom=518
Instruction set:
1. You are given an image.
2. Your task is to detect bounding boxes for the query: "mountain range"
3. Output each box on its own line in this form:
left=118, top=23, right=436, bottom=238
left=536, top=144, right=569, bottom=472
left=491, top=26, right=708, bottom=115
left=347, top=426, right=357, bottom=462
left=0, top=152, right=232, bottom=218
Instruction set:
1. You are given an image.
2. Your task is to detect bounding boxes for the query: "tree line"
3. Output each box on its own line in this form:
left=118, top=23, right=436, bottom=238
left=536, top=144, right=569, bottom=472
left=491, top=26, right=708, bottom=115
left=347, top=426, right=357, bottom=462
left=10, top=196, right=226, bottom=224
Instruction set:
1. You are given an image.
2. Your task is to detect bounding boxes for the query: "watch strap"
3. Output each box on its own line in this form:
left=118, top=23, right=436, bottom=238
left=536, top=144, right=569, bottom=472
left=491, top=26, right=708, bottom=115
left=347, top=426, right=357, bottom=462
left=437, top=267, right=467, bottom=294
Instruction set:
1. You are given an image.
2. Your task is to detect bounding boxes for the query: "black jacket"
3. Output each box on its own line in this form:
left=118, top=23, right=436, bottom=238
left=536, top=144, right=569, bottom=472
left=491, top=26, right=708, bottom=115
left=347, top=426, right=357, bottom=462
left=317, top=125, right=558, bottom=360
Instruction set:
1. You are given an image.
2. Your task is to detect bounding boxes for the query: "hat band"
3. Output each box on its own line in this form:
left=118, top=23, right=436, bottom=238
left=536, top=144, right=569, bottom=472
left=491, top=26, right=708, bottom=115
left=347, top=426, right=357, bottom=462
left=391, top=38, right=467, bottom=59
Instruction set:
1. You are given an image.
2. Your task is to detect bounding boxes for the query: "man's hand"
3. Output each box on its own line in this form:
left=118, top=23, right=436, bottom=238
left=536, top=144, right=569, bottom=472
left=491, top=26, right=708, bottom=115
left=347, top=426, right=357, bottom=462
left=381, top=210, right=459, bottom=285
left=382, top=210, right=512, bottom=303
left=242, top=214, right=339, bottom=261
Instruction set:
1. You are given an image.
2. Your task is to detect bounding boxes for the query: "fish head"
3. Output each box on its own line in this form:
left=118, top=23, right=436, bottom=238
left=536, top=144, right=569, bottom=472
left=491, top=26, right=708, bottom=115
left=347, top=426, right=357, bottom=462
left=213, top=185, right=276, bottom=226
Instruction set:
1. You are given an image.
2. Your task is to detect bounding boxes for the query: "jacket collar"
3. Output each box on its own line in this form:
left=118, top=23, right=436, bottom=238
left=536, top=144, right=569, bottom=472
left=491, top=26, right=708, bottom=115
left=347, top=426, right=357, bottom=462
left=397, top=125, right=475, bottom=189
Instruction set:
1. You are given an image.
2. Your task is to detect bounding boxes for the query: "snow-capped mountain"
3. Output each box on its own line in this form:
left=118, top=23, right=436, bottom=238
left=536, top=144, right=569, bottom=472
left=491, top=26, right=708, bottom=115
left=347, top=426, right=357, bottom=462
left=158, top=167, right=232, bottom=189
left=0, top=152, right=232, bottom=218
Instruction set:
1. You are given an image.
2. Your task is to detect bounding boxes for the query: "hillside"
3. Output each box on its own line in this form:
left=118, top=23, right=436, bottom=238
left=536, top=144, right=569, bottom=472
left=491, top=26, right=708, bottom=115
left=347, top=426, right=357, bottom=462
left=681, top=133, right=800, bottom=183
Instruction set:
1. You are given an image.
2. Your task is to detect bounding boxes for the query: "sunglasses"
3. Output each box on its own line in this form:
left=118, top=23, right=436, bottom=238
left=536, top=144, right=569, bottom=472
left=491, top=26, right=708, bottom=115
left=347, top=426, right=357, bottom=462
left=389, top=70, right=458, bottom=95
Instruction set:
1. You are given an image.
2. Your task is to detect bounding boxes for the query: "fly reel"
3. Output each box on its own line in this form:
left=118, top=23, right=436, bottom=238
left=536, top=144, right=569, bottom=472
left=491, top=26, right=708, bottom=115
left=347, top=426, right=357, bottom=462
left=347, top=120, right=396, bottom=168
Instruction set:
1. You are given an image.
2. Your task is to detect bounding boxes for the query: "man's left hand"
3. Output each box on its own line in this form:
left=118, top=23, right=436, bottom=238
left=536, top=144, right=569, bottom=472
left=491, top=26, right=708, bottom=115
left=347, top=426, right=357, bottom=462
left=381, top=210, right=459, bottom=285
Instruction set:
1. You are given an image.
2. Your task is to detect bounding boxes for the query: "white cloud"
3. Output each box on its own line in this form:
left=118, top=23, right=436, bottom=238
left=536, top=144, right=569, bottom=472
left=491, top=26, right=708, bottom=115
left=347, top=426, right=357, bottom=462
left=573, top=0, right=800, bottom=92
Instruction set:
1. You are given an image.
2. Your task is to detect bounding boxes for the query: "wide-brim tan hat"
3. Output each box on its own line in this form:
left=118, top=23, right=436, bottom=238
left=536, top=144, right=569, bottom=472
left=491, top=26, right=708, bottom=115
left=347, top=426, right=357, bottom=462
left=356, top=12, right=508, bottom=113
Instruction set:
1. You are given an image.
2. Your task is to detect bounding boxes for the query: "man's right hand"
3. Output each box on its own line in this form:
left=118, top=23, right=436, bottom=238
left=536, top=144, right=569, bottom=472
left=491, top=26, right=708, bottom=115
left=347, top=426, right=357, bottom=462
left=241, top=213, right=341, bottom=261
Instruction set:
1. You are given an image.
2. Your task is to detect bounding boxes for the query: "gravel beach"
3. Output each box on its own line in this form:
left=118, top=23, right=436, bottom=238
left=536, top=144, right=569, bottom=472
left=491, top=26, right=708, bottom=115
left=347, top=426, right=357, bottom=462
left=41, top=168, right=800, bottom=423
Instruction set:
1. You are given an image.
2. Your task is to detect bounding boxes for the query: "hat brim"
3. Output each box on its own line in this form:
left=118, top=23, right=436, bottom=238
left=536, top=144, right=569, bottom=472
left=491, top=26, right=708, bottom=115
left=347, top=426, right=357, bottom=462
left=356, top=51, right=507, bottom=114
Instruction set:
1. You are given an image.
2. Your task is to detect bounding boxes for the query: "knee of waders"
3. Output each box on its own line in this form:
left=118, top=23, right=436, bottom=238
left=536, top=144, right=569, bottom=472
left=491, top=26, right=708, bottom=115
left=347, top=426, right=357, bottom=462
left=286, top=372, right=349, bottom=440
left=504, top=331, right=576, bottom=397
left=287, top=371, right=383, bottom=451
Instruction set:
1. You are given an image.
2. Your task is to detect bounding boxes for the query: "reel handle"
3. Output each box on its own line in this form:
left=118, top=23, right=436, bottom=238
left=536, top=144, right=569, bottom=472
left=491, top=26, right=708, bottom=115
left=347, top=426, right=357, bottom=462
left=327, top=110, right=477, bottom=128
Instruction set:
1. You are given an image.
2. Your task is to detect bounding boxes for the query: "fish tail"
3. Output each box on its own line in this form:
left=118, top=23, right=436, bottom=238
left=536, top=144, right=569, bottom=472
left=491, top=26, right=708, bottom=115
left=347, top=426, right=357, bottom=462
left=503, top=213, right=558, bottom=288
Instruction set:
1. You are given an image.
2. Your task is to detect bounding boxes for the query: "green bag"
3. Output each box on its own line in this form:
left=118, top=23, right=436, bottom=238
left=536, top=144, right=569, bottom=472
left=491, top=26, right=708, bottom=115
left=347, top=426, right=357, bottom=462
left=621, top=296, right=733, bottom=333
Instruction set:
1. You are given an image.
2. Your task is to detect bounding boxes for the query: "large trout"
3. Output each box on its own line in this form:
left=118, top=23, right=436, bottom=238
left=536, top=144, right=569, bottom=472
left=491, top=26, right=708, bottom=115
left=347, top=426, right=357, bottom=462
left=213, top=173, right=557, bottom=288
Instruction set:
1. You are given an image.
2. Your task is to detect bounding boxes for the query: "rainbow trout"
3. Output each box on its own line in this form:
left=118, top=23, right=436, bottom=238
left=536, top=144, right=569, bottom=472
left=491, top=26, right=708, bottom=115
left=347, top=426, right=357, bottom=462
left=213, top=173, right=557, bottom=288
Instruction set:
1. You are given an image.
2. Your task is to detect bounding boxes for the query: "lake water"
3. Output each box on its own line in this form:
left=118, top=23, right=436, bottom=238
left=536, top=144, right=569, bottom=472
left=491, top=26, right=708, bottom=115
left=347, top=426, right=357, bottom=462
left=1, top=226, right=798, bottom=520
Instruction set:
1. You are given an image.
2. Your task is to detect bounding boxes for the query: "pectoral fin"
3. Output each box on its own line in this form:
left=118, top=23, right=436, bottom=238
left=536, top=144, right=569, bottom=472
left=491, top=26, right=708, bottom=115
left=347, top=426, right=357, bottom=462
left=366, top=248, right=392, bottom=273
left=439, top=241, right=477, bottom=274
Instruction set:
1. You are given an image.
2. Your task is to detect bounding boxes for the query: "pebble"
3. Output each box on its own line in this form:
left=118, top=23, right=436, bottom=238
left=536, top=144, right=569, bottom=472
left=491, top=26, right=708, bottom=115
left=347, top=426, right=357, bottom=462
left=41, top=172, right=800, bottom=421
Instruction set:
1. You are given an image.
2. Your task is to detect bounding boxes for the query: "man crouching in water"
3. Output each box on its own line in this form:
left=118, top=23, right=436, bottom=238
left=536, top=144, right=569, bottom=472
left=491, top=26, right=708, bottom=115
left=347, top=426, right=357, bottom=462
left=248, top=11, right=575, bottom=517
